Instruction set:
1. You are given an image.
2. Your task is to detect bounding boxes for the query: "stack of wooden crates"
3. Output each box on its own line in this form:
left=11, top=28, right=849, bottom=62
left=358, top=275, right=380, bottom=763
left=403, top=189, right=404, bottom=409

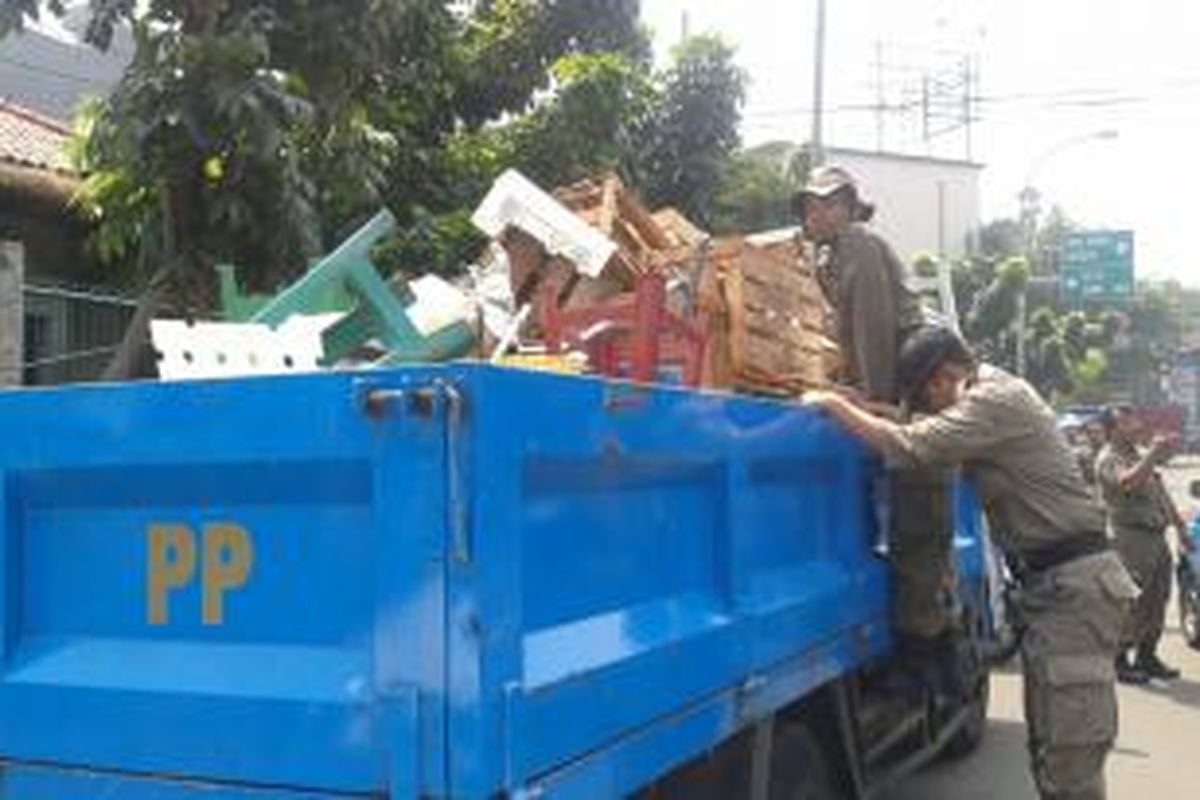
left=505, top=173, right=841, bottom=396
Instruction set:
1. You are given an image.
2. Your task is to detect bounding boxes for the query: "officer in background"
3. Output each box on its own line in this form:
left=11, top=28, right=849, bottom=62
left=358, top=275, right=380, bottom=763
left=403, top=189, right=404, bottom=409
left=804, top=326, right=1137, bottom=800
left=1080, top=418, right=1107, bottom=489
left=1066, top=416, right=1105, bottom=490
left=795, top=167, right=957, bottom=688
left=1096, top=405, right=1185, bottom=683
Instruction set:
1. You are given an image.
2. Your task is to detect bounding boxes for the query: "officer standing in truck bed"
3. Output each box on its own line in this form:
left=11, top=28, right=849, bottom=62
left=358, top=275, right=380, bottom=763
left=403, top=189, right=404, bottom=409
left=794, top=166, right=958, bottom=690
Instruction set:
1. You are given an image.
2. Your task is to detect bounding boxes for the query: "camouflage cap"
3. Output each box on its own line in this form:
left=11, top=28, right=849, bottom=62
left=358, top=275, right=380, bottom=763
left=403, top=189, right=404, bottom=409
left=798, top=165, right=860, bottom=198
left=791, top=165, right=875, bottom=222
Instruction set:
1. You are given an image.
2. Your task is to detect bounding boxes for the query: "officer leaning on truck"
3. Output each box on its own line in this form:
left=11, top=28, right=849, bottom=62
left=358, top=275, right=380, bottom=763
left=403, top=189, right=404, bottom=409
left=1095, top=404, right=1185, bottom=684
left=803, top=326, right=1138, bottom=800
left=794, top=166, right=960, bottom=690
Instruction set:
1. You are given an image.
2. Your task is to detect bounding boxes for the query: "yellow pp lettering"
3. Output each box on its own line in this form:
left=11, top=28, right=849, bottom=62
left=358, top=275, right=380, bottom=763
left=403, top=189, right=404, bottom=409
left=202, top=523, right=254, bottom=626
left=147, top=524, right=197, bottom=625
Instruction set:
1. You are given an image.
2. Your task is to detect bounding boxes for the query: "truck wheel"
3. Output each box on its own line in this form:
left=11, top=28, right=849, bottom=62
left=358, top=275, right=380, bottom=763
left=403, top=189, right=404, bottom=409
left=941, top=673, right=990, bottom=760
left=770, top=721, right=843, bottom=800
left=1180, top=581, right=1200, bottom=650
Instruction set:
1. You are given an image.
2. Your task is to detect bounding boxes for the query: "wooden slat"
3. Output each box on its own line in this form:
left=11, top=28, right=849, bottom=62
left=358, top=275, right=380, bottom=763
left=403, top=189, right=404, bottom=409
left=725, top=267, right=747, bottom=376
left=598, top=175, right=618, bottom=238
left=652, top=208, right=709, bottom=249
left=613, top=217, right=653, bottom=262
left=616, top=190, right=673, bottom=251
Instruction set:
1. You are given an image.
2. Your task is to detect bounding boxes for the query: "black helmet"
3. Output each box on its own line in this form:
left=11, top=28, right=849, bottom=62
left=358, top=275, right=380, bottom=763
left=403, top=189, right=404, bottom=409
left=897, top=326, right=973, bottom=405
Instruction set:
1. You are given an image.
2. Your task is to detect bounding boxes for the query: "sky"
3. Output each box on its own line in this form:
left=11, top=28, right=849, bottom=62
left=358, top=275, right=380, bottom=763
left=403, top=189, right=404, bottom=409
left=642, top=0, right=1200, bottom=286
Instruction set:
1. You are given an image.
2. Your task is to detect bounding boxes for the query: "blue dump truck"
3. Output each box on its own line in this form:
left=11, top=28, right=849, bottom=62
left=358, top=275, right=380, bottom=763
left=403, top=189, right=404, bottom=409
left=0, top=365, right=996, bottom=799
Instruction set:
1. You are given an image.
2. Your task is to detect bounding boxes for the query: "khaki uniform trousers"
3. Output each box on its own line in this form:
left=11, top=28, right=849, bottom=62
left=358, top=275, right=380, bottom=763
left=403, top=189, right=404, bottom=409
left=1019, top=551, right=1138, bottom=800
left=890, top=467, right=957, bottom=638
left=1113, top=526, right=1172, bottom=650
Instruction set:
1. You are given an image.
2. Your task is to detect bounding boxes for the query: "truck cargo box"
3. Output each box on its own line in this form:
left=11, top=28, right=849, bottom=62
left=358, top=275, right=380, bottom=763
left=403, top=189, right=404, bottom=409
left=0, top=365, right=986, bottom=798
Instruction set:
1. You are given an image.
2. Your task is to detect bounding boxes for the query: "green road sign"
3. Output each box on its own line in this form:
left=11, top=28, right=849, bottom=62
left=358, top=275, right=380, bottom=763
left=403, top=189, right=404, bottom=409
left=1059, top=230, right=1134, bottom=305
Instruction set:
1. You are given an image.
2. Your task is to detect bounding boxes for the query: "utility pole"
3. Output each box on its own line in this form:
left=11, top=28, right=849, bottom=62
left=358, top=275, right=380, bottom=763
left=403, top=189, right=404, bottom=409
left=962, top=56, right=974, bottom=161
left=921, top=75, right=931, bottom=151
left=810, top=0, right=827, bottom=166
left=873, top=40, right=885, bottom=152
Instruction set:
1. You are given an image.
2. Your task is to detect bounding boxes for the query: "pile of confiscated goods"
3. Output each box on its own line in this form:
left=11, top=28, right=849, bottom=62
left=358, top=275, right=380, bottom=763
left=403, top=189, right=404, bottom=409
left=152, top=168, right=840, bottom=397
left=474, top=169, right=841, bottom=396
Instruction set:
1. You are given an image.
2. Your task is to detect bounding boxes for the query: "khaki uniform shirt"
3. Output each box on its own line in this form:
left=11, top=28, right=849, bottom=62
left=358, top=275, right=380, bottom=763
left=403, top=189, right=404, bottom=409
left=883, top=365, right=1106, bottom=559
left=1095, top=442, right=1169, bottom=532
left=819, top=224, right=926, bottom=403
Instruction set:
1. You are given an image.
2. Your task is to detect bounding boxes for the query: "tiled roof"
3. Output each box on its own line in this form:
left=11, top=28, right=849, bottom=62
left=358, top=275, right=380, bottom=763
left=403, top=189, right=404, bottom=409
left=0, top=99, right=74, bottom=173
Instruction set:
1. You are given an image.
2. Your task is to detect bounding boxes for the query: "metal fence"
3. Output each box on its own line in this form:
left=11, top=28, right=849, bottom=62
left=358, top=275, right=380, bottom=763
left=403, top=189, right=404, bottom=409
left=23, top=284, right=137, bottom=385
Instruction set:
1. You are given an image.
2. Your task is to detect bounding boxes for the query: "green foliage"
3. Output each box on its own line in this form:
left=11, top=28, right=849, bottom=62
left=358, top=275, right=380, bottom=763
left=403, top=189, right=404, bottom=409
left=454, top=0, right=649, bottom=128
left=373, top=207, right=488, bottom=280
left=1062, top=311, right=1088, bottom=361
left=1073, top=348, right=1109, bottom=391
left=978, top=218, right=1023, bottom=258
left=966, top=257, right=1029, bottom=343
left=3, top=1, right=760, bottom=378
left=1032, top=205, right=1076, bottom=273
left=1102, top=286, right=1179, bottom=404
left=998, top=256, right=1031, bottom=289
left=504, top=51, right=658, bottom=188
left=635, top=35, right=747, bottom=226
left=1033, top=335, right=1075, bottom=397
left=911, top=252, right=939, bottom=279
left=395, top=33, right=747, bottom=270
left=951, top=256, right=994, bottom=320
left=1029, top=306, right=1059, bottom=343
left=963, top=210, right=1184, bottom=406
left=1099, top=310, right=1124, bottom=347
left=4, top=0, right=650, bottom=292
left=710, top=150, right=796, bottom=234
left=389, top=47, right=657, bottom=278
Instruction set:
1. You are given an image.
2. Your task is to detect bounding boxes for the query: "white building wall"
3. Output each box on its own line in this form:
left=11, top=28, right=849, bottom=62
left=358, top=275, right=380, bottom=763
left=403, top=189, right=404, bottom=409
left=826, top=148, right=983, bottom=265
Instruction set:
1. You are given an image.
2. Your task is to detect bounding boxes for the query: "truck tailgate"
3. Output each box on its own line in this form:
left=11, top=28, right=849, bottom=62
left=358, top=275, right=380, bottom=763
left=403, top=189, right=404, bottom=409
left=0, top=372, right=448, bottom=796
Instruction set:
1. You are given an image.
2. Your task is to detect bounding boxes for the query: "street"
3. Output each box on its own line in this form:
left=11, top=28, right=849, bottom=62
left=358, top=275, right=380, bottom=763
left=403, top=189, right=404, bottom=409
left=884, top=459, right=1200, bottom=799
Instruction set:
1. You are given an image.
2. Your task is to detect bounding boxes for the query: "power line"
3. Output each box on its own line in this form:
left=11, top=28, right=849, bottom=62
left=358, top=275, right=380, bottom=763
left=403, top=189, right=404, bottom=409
left=742, top=82, right=1200, bottom=122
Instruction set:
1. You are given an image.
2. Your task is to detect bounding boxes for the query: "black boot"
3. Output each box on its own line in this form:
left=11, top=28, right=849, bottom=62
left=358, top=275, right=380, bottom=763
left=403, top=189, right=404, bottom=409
left=1136, top=646, right=1181, bottom=681
left=1116, top=651, right=1150, bottom=685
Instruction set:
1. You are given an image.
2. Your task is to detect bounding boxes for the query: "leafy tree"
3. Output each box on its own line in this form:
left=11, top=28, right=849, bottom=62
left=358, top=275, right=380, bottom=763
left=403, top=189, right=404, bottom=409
left=635, top=35, right=746, bottom=226
left=1032, top=205, right=1076, bottom=274
left=1104, top=286, right=1178, bottom=404
left=498, top=52, right=657, bottom=191
left=965, top=256, right=1029, bottom=343
left=1, top=0, right=648, bottom=378
left=709, top=150, right=796, bottom=234
left=1071, top=348, right=1110, bottom=404
left=1034, top=335, right=1075, bottom=398
left=909, top=252, right=938, bottom=279
left=978, top=218, right=1023, bottom=259
left=1062, top=311, right=1088, bottom=361
left=453, top=0, right=648, bottom=129
left=380, top=31, right=749, bottom=275
left=1099, top=310, right=1125, bottom=348
left=1028, top=306, right=1059, bottom=344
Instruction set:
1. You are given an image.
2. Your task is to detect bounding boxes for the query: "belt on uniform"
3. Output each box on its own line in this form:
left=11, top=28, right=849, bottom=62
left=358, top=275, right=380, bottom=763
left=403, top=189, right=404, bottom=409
left=1022, top=532, right=1110, bottom=575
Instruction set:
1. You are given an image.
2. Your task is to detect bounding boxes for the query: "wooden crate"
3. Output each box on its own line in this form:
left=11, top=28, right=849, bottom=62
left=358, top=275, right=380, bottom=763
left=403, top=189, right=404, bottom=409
left=696, top=237, right=839, bottom=396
